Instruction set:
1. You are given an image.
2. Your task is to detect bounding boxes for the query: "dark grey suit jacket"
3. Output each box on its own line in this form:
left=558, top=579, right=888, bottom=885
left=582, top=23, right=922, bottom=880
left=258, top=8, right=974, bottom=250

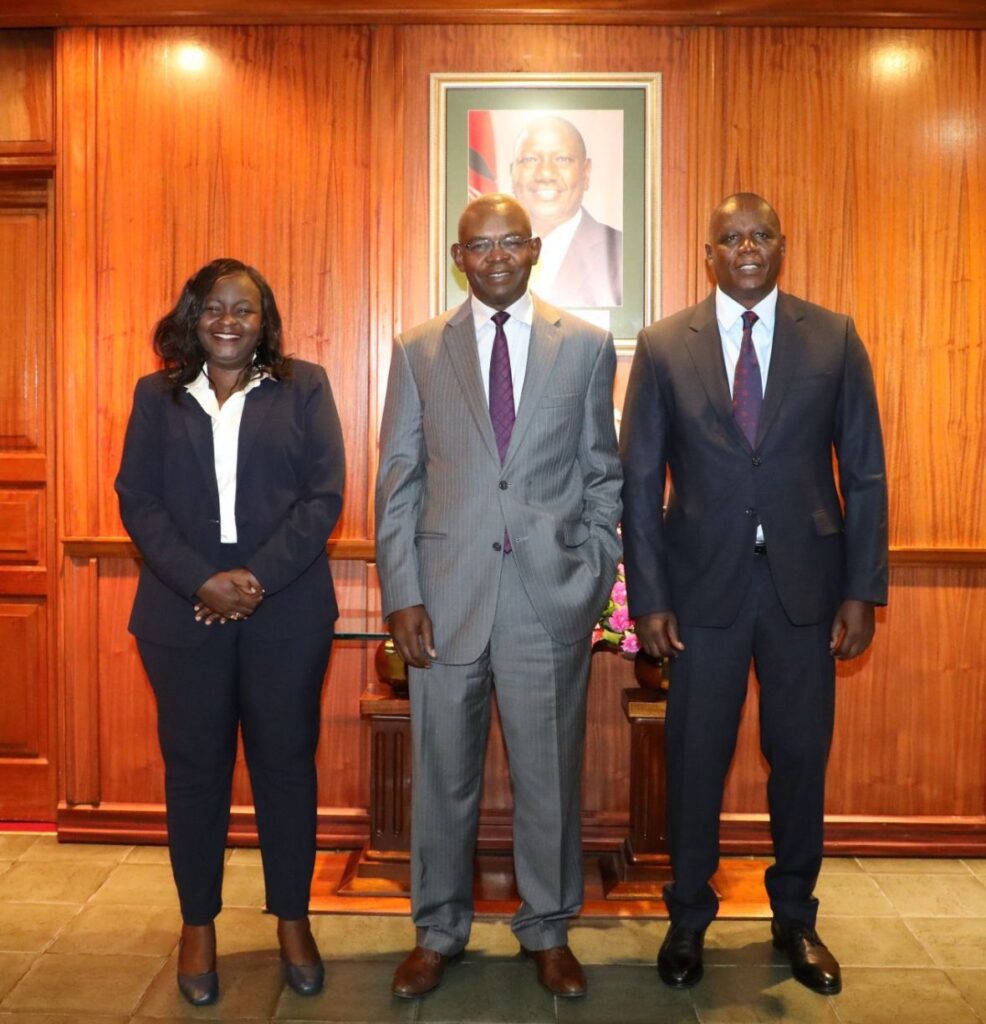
left=620, top=291, right=888, bottom=628
left=115, top=359, right=345, bottom=647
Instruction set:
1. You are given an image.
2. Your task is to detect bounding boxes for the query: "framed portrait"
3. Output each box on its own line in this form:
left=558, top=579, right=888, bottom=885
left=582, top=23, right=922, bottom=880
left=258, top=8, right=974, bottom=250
left=430, top=72, right=661, bottom=352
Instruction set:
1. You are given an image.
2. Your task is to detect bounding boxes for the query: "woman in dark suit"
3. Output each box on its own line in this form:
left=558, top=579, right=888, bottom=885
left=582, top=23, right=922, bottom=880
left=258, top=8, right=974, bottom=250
left=115, top=259, right=345, bottom=1005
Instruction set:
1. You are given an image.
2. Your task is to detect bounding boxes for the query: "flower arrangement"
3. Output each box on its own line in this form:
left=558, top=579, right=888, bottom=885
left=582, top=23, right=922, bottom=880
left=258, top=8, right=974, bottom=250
left=593, top=561, right=639, bottom=655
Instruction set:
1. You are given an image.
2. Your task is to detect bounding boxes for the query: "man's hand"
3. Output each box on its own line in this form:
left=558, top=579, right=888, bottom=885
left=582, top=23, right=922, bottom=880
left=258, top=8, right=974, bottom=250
left=195, top=569, right=264, bottom=624
left=388, top=604, right=437, bottom=668
left=635, top=611, right=686, bottom=659
left=829, top=599, right=875, bottom=660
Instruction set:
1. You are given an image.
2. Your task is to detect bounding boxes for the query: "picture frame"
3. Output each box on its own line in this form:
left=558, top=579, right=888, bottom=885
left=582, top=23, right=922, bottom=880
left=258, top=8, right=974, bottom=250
left=430, top=72, right=661, bottom=352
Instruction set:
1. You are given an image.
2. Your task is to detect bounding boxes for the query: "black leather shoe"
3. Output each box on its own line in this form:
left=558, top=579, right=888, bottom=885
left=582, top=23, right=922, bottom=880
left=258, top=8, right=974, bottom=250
left=771, top=919, right=842, bottom=995
left=657, top=923, right=706, bottom=988
left=282, top=957, right=325, bottom=996
left=177, top=970, right=219, bottom=1006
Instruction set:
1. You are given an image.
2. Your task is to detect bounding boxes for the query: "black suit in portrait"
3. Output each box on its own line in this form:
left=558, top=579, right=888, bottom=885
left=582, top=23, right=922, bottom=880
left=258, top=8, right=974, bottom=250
left=116, top=359, right=345, bottom=924
left=620, top=291, right=888, bottom=929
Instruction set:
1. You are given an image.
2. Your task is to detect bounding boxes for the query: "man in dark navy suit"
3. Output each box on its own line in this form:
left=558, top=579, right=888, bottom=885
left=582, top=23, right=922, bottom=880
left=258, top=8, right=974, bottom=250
left=620, top=194, right=888, bottom=996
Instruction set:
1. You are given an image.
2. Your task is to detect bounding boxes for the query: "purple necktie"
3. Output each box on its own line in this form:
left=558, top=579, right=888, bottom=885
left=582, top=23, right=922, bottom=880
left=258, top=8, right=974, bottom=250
left=732, top=309, right=762, bottom=447
left=489, top=310, right=515, bottom=462
left=489, top=310, right=515, bottom=552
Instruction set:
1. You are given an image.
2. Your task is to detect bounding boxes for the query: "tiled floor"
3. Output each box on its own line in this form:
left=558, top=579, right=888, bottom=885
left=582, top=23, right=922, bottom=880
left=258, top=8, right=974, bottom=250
left=0, top=835, right=984, bottom=1023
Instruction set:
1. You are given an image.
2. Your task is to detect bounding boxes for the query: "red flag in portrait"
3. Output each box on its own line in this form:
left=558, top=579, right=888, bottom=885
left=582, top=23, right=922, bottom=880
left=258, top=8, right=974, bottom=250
left=468, top=110, right=498, bottom=199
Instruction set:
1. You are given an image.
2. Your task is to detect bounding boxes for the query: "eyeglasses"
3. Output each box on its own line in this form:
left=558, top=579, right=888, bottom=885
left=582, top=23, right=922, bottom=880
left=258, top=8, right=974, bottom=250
left=459, top=236, right=535, bottom=256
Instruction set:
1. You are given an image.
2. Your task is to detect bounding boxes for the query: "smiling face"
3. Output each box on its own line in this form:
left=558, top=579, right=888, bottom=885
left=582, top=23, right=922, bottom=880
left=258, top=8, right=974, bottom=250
left=451, top=195, right=541, bottom=310
left=705, top=194, right=786, bottom=308
left=196, top=272, right=263, bottom=374
left=510, top=117, right=590, bottom=236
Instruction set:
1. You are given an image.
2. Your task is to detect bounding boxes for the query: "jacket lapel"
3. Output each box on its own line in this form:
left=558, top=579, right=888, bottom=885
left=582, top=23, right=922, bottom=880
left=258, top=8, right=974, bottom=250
left=237, top=376, right=279, bottom=478
left=177, top=391, right=221, bottom=512
left=756, top=291, right=803, bottom=447
left=443, top=302, right=501, bottom=464
left=684, top=294, right=751, bottom=449
left=503, top=298, right=563, bottom=471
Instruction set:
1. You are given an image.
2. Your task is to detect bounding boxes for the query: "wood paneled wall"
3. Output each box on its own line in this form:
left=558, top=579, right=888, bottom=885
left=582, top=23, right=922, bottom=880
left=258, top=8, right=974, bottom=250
left=0, top=19, right=982, bottom=850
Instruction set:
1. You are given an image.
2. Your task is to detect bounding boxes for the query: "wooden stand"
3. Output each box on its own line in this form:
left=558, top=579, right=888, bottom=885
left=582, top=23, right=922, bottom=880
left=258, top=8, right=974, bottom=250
left=600, top=686, right=675, bottom=899
left=337, top=644, right=413, bottom=897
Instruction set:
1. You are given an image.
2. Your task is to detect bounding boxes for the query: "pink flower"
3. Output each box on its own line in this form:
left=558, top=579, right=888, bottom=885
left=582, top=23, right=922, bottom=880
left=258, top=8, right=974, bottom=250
left=611, top=581, right=627, bottom=605
left=621, top=632, right=640, bottom=654
left=610, top=605, right=631, bottom=632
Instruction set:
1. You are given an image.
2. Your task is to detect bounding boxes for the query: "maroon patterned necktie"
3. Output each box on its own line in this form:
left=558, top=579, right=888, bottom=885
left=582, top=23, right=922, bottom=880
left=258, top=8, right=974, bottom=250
left=489, top=310, right=514, bottom=552
left=732, top=310, right=762, bottom=447
left=489, top=310, right=515, bottom=462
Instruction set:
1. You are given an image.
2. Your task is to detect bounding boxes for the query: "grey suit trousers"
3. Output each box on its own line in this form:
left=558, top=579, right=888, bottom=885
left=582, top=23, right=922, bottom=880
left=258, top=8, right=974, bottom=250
left=408, top=554, right=590, bottom=954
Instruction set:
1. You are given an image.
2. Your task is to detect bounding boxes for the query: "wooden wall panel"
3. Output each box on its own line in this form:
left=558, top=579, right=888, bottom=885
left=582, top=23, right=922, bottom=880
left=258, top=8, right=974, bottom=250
left=0, top=30, right=53, bottom=150
left=0, top=187, right=47, bottom=450
left=0, top=488, right=44, bottom=564
left=91, top=25, right=372, bottom=542
left=46, top=19, right=986, bottom=850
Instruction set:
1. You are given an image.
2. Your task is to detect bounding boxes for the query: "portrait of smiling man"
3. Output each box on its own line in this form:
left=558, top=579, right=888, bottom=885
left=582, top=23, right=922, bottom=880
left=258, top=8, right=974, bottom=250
left=620, top=192, right=888, bottom=997
left=376, top=193, right=621, bottom=1000
left=510, top=114, right=623, bottom=308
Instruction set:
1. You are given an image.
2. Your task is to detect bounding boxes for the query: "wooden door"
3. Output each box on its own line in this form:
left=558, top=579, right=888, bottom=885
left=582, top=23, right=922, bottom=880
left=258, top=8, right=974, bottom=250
left=0, top=176, right=56, bottom=820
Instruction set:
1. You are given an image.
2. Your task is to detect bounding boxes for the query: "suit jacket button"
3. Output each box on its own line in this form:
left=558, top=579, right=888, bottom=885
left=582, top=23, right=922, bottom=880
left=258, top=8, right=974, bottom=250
left=499, top=480, right=508, bottom=490
left=745, top=507, right=756, bottom=517
left=492, top=541, right=502, bottom=551
left=752, top=456, right=762, bottom=466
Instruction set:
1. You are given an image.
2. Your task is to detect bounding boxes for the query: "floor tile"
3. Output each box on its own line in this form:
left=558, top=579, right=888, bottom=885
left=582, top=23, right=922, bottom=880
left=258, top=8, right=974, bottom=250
left=811, top=916, right=932, bottom=967
left=0, top=838, right=40, bottom=860
left=49, top=904, right=180, bottom=957
left=214, top=907, right=280, bottom=957
left=962, top=860, right=986, bottom=880
left=872, top=874, right=986, bottom=917
left=691, top=963, right=839, bottom=1022
left=903, top=918, right=986, bottom=968
left=703, top=920, right=777, bottom=967
left=857, top=857, right=973, bottom=875
left=136, top=951, right=282, bottom=1019
left=556, top=964, right=698, bottom=1023
left=0, top=864, right=112, bottom=906
left=272, top=960, right=416, bottom=1021
left=0, top=954, right=37, bottom=1003
left=87, top=865, right=177, bottom=908
left=568, top=919, right=662, bottom=965
left=17, top=840, right=132, bottom=866
left=0, top=904, right=80, bottom=953
left=832, top=967, right=978, bottom=1024
left=1, top=953, right=163, bottom=1015
left=820, top=857, right=864, bottom=875
left=417, top=960, right=555, bottom=1023
left=226, top=848, right=263, bottom=867
left=813, top=873, right=896, bottom=916
left=946, top=969, right=986, bottom=1020
left=218, top=865, right=265, bottom=909
left=310, top=913, right=414, bottom=960
left=124, top=847, right=173, bottom=866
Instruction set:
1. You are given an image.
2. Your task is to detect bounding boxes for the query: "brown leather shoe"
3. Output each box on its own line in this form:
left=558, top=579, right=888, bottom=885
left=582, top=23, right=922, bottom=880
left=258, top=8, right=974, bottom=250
left=521, top=944, right=587, bottom=997
left=391, top=945, right=459, bottom=998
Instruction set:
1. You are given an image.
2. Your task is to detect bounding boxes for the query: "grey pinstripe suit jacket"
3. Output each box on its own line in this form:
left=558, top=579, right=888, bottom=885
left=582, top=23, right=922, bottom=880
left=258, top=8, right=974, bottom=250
left=375, top=297, right=622, bottom=665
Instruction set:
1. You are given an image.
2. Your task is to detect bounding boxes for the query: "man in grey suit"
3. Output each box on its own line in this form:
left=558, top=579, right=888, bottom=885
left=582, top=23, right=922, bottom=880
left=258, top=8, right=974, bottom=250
left=620, top=193, right=887, bottom=996
left=376, top=193, right=621, bottom=999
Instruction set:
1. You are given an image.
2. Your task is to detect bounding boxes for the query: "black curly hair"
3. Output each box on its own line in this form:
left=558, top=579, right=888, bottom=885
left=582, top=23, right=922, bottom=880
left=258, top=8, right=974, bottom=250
left=153, top=258, right=291, bottom=392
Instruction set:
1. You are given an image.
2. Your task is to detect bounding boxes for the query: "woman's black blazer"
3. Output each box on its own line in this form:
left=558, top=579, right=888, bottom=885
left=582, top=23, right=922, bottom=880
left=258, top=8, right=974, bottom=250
left=115, top=359, right=345, bottom=648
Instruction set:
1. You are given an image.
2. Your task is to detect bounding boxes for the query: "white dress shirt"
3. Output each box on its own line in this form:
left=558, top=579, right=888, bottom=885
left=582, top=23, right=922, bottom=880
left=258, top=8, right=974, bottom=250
left=185, top=368, right=270, bottom=543
left=530, top=208, right=582, bottom=297
left=715, top=285, right=778, bottom=544
left=470, top=290, right=534, bottom=413
left=715, top=284, right=778, bottom=396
